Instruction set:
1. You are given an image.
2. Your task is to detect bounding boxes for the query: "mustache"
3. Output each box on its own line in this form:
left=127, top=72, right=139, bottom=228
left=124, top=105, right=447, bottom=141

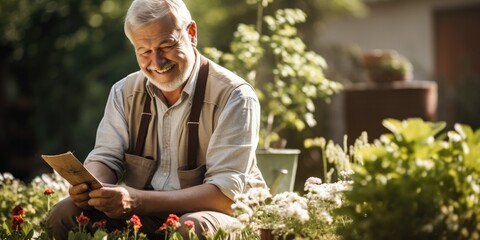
left=147, top=62, right=176, bottom=72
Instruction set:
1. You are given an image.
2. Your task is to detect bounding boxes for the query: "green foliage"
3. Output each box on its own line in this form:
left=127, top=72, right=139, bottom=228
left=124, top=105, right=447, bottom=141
left=203, top=0, right=343, bottom=148
left=305, top=132, right=369, bottom=183
left=1, top=220, right=34, bottom=240
left=1, top=0, right=367, bottom=178
left=338, top=118, right=480, bottom=240
left=4, top=118, right=480, bottom=239
left=184, top=0, right=258, bottom=51
left=0, top=172, right=69, bottom=239
left=311, top=0, right=368, bottom=18
left=0, top=0, right=136, bottom=161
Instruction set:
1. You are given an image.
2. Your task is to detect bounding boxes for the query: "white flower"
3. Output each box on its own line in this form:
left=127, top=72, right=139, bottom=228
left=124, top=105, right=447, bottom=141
left=2, top=172, right=14, bottom=181
left=234, top=193, right=248, bottom=202
left=306, top=176, right=322, bottom=185
left=340, top=169, right=354, bottom=178
left=246, top=187, right=271, bottom=204
left=320, top=211, right=333, bottom=224
left=231, top=201, right=253, bottom=216
left=285, top=202, right=309, bottom=223
left=237, top=213, right=251, bottom=223
left=224, top=218, right=245, bottom=232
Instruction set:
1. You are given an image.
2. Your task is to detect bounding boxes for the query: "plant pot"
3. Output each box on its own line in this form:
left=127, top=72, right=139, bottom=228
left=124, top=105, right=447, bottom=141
left=260, top=229, right=295, bottom=240
left=256, top=148, right=300, bottom=194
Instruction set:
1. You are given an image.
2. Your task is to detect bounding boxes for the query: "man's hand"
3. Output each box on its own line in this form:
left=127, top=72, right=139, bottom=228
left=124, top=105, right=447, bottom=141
left=88, top=184, right=141, bottom=219
left=69, top=183, right=94, bottom=210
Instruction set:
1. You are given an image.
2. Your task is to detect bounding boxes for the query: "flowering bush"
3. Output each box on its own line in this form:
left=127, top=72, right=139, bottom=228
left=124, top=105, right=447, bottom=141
left=66, top=212, right=147, bottom=240
left=0, top=172, right=69, bottom=239
left=231, top=176, right=352, bottom=239
left=0, top=171, right=350, bottom=240
left=3, top=118, right=479, bottom=240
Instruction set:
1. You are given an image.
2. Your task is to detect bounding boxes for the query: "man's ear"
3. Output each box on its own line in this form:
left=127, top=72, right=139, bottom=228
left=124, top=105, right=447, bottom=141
left=187, top=21, right=197, bottom=47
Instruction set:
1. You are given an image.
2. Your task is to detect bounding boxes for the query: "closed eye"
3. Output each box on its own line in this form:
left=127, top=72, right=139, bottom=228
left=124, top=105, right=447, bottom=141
left=159, top=41, right=178, bottom=52
left=137, top=50, right=152, bottom=57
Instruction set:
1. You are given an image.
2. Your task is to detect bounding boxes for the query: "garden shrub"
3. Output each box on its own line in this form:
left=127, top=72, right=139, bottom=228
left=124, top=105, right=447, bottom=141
left=338, top=118, right=480, bottom=240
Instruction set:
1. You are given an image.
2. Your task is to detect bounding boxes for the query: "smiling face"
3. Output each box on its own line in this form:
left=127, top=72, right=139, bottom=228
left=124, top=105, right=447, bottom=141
left=129, top=14, right=197, bottom=93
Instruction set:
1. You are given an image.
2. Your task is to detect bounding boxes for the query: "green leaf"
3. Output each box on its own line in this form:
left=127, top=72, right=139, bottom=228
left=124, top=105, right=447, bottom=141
left=92, top=230, right=108, bottom=240
left=382, top=118, right=403, bottom=135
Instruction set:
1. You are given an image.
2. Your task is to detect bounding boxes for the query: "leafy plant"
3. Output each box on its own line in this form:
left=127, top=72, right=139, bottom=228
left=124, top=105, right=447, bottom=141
left=338, top=118, right=480, bottom=240
left=304, top=132, right=369, bottom=183
left=362, top=50, right=413, bottom=82
left=0, top=172, right=69, bottom=239
left=4, top=118, right=480, bottom=240
left=203, top=0, right=343, bottom=149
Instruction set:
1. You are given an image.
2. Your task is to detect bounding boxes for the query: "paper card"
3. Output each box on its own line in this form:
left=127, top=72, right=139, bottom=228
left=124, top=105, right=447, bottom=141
left=41, top=151, right=103, bottom=190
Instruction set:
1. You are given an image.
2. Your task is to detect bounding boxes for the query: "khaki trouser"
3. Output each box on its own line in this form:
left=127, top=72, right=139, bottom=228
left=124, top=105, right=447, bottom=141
left=46, top=197, right=238, bottom=239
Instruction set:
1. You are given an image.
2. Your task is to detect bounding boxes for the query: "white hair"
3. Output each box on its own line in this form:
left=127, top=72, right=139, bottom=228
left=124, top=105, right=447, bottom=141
left=124, top=0, right=192, bottom=41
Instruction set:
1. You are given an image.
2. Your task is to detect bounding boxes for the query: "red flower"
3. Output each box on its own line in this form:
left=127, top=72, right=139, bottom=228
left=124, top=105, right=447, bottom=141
left=158, top=223, right=167, bottom=232
left=166, top=214, right=181, bottom=228
left=129, top=214, right=142, bottom=231
left=183, top=220, right=195, bottom=231
left=12, top=205, right=24, bottom=216
left=93, top=219, right=107, bottom=229
left=44, top=187, right=55, bottom=196
left=76, top=212, right=90, bottom=226
left=11, top=205, right=25, bottom=231
left=12, top=214, right=24, bottom=231
left=167, top=214, right=179, bottom=222
left=158, top=214, right=181, bottom=233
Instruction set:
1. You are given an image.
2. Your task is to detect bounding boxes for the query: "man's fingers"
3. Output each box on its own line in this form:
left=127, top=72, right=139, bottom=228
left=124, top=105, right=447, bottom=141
left=88, top=198, right=114, bottom=212
left=71, top=192, right=90, bottom=203
left=89, top=187, right=116, bottom=198
left=69, top=183, right=89, bottom=195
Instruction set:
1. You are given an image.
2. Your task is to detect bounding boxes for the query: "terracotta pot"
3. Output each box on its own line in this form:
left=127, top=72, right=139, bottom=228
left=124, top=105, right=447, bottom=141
left=260, top=229, right=295, bottom=240
left=260, top=229, right=274, bottom=240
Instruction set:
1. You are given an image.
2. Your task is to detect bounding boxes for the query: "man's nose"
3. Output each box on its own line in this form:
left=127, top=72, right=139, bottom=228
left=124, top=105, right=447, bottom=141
left=153, top=50, right=168, bottom=67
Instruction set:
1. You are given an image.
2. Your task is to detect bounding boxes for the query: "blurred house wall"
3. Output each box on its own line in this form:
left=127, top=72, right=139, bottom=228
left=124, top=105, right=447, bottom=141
left=315, top=0, right=480, bottom=142
left=318, top=0, right=480, bottom=81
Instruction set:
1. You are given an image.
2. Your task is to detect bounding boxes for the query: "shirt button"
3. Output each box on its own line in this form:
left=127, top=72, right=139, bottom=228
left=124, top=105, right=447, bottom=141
left=163, top=172, right=167, bottom=176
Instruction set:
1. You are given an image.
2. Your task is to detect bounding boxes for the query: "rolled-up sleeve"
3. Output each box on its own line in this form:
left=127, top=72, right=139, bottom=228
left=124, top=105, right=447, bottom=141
left=203, top=84, right=260, bottom=200
left=84, top=80, right=129, bottom=180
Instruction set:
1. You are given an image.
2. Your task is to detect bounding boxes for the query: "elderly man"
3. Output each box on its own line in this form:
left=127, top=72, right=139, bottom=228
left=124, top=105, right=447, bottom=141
left=46, top=0, right=266, bottom=239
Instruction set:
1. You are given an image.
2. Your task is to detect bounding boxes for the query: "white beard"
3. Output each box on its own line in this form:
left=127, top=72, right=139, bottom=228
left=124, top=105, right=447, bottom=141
left=141, top=69, right=188, bottom=92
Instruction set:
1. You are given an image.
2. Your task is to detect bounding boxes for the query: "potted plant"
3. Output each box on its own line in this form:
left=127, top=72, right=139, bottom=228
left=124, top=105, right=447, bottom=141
left=203, top=0, right=343, bottom=194
left=362, top=49, right=413, bottom=83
